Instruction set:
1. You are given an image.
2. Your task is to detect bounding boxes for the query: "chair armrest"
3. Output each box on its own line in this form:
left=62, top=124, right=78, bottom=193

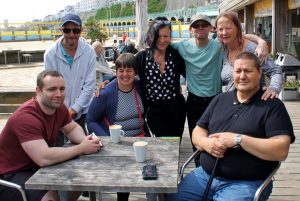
left=179, top=149, right=202, bottom=182
left=253, top=162, right=281, bottom=201
left=0, top=179, right=27, bottom=201
left=84, top=122, right=89, bottom=135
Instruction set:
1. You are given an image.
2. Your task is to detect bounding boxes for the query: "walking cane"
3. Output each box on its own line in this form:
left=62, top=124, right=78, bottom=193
left=202, top=158, right=219, bottom=201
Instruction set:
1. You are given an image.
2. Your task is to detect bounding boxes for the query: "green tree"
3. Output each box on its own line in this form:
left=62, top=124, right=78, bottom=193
left=95, top=0, right=166, bottom=21
left=84, top=17, right=108, bottom=43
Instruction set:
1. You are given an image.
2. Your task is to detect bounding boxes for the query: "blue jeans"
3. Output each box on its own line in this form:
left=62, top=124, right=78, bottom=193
left=167, top=166, right=272, bottom=201
left=102, top=73, right=113, bottom=81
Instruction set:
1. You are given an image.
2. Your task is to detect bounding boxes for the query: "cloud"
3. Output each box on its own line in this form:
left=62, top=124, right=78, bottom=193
left=0, top=0, right=78, bottom=23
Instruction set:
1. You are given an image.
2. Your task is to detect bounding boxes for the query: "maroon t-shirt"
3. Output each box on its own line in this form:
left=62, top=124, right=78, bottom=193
left=0, top=97, right=71, bottom=174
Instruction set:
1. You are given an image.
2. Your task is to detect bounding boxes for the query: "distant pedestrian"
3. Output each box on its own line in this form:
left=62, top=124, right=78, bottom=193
left=123, top=39, right=138, bottom=54
left=257, top=23, right=263, bottom=36
left=122, top=32, right=127, bottom=42
left=92, top=41, right=115, bottom=83
left=112, top=33, right=118, bottom=46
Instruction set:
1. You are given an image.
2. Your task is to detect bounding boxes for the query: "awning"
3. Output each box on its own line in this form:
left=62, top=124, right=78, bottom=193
left=219, top=0, right=260, bottom=12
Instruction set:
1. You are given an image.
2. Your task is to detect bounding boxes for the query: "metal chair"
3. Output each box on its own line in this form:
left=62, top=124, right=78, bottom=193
left=104, top=49, right=114, bottom=61
left=0, top=179, right=28, bottom=201
left=84, top=122, right=90, bottom=135
left=179, top=150, right=281, bottom=201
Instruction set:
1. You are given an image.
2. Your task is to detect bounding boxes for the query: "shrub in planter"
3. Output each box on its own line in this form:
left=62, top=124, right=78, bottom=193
left=283, top=79, right=300, bottom=90
left=281, top=80, right=300, bottom=101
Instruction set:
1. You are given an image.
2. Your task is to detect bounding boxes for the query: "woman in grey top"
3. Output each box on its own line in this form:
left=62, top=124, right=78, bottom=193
left=216, top=11, right=282, bottom=100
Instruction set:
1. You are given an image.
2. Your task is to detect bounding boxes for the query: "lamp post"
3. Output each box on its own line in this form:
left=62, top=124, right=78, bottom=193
left=135, top=0, right=148, bottom=50
left=106, top=0, right=111, bottom=37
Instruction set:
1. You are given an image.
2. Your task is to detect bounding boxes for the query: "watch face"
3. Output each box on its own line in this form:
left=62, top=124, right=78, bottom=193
left=235, top=134, right=242, bottom=144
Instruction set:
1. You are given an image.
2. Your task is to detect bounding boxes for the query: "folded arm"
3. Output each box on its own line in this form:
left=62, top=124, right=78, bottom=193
left=244, top=34, right=268, bottom=63
left=21, top=121, right=101, bottom=167
left=210, top=132, right=291, bottom=161
left=192, top=126, right=227, bottom=158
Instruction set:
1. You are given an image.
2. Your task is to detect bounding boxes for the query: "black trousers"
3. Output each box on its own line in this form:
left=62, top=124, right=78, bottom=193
left=146, top=94, right=186, bottom=138
left=186, top=92, right=215, bottom=167
left=0, top=170, right=47, bottom=201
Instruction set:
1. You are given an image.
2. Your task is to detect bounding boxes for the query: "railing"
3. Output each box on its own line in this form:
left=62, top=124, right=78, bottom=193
left=0, top=4, right=219, bottom=42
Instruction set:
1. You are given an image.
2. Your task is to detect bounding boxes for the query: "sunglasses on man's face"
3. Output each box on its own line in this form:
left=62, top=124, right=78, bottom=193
left=62, top=28, right=81, bottom=34
left=192, top=22, right=210, bottom=29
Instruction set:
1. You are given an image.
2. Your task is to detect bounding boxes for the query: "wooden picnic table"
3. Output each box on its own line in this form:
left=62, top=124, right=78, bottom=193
left=25, top=137, right=180, bottom=201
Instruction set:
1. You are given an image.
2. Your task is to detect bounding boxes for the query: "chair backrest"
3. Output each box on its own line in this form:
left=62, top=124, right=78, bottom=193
left=104, top=49, right=114, bottom=61
left=253, top=161, right=281, bottom=201
left=179, top=150, right=281, bottom=201
left=0, top=179, right=28, bottom=201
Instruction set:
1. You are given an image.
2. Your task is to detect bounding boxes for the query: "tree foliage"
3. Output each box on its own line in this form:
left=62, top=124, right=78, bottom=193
left=84, top=17, right=108, bottom=43
left=95, top=0, right=167, bottom=21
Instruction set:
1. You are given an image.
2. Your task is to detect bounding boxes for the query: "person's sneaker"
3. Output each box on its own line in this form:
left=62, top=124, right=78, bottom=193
left=82, top=191, right=89, bottom=197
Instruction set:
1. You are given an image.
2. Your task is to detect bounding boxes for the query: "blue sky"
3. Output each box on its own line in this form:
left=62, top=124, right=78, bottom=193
left=0, top=0, right=78, bottom=23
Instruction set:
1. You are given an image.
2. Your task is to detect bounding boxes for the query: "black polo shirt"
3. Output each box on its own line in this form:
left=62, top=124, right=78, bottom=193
left=197, top=88, right=295, bottom=180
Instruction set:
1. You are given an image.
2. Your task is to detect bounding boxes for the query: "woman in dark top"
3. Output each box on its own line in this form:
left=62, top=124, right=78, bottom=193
left=136, top=16, right=186, bottom=138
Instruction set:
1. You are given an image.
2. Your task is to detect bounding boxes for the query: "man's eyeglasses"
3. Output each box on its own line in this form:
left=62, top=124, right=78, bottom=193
left=192, top=22, right=210, bottom=29
left=62, top=28, right=81, bottom=34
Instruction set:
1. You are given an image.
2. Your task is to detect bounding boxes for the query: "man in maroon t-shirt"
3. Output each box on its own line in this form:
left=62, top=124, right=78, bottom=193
left=0, top=70, right=102, bottom=201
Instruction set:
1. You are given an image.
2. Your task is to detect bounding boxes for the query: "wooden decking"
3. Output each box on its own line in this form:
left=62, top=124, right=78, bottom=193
left=269, top=102, right=300, bottom=200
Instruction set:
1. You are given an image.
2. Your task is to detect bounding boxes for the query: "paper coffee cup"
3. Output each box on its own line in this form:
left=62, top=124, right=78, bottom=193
left=133, top=141, right=148, bottom=162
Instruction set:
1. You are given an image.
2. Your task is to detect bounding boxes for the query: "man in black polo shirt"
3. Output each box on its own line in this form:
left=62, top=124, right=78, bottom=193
left=168, top=52, right=295, bottom=201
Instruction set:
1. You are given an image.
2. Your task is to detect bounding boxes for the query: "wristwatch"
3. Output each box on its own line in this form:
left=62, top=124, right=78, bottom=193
left=235, top=133, right=242, bottom=145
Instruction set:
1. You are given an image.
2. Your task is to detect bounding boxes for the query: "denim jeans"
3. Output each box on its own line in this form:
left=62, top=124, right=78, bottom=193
left=167, top=166, right=272, bottom=201
left=102, top=73, right=113, bottom=81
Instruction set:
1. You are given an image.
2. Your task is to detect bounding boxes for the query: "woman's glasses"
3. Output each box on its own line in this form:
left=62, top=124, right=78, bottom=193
left=154, top=20, right=171, bottom=26
left=62, top=28, right=81, bottom=34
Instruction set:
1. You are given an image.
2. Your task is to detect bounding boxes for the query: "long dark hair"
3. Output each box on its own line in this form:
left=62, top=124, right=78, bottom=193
left=144, top=16, right=172, bottom=51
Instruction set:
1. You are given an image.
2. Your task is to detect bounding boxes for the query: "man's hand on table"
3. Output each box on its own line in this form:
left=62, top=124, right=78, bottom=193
left=79, top=135, right=103, bottom=154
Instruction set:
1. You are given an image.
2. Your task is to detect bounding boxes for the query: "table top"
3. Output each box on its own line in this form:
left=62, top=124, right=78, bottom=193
left=25, top=137, right=180, bottom=193
left=1, top=49, right=21, bottom=53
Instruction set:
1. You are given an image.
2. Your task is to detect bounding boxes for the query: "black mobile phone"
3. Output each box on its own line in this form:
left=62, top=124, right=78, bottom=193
left=142, top=164, right=158, bottom=180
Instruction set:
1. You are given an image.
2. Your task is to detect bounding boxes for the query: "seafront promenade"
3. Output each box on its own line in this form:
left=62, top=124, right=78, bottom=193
left=0, top=41, right=300, bottom=200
